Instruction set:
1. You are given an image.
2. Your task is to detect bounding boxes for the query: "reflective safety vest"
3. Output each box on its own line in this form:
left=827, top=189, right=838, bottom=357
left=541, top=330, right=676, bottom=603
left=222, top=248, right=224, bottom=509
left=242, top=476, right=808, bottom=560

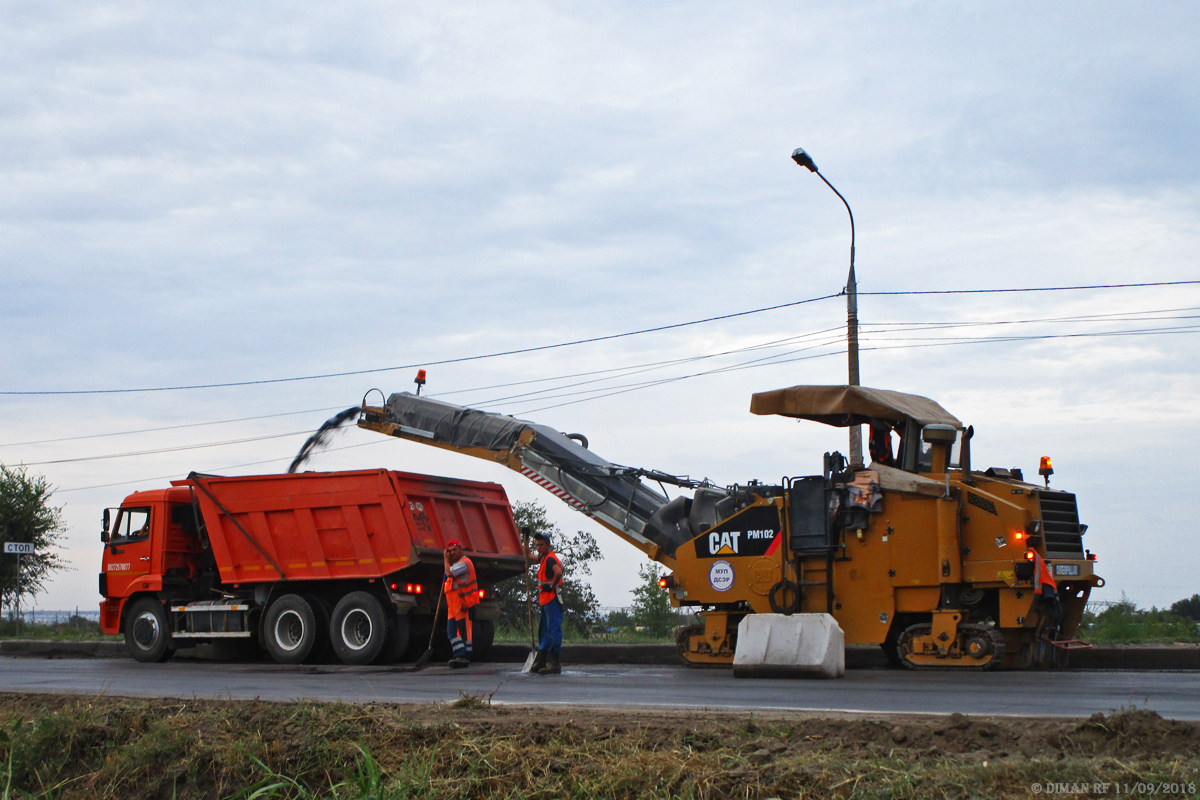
left=444, top=555, right=480, bottom=616
left=537, top=551, right=562, bottom=606
left=1033, top=553, right=1058, bottom=595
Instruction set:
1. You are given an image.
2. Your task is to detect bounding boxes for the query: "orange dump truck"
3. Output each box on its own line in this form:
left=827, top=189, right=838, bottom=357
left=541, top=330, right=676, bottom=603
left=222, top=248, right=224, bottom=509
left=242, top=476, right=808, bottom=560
left=99, top=469, right=524, bottom=664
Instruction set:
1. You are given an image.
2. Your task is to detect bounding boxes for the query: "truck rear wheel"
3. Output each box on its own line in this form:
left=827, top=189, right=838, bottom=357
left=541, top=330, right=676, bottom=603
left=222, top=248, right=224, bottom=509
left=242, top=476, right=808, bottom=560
left=331, top=591, right=388, bottom=665
left=264, top=594, right=324, bottom=665
left=472, top=619, right=495, bottom=661
left=125, top=598, right=175, bottom=663
left=377, top=612, right=411, bottom=664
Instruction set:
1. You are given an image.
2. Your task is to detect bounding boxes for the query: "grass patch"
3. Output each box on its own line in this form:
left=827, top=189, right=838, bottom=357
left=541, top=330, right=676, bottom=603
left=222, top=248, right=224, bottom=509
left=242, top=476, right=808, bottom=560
left=0, top=617, right=119, bottom=642
left=494, top=625, right=674, bottom=645
left=0, top=695, right=1198, bottom=799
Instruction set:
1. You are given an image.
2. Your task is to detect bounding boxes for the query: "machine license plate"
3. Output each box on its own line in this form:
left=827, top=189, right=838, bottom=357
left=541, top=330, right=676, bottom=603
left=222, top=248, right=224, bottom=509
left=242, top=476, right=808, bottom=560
left=1054, top=564, right=1081, bottom=577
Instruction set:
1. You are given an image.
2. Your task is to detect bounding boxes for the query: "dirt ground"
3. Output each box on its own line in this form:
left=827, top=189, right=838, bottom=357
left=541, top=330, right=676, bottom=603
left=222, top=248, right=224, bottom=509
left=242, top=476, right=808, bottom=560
left=1, top=693, right=1198, bottom=798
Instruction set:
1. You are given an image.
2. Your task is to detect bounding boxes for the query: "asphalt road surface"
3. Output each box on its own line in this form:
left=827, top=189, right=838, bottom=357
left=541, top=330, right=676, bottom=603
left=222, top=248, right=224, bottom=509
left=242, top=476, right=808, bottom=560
left=1, top=657, right=1196, bottom=719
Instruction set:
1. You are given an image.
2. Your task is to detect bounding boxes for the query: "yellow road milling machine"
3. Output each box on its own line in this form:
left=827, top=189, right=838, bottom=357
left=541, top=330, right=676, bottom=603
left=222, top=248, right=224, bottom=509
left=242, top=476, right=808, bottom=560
left=358, top=384, right=1102, bottom=670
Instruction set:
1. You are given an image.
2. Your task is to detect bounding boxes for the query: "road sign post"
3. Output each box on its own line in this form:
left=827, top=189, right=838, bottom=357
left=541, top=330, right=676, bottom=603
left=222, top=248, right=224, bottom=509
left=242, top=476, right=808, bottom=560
left=5, top=542, right=34, bottom=635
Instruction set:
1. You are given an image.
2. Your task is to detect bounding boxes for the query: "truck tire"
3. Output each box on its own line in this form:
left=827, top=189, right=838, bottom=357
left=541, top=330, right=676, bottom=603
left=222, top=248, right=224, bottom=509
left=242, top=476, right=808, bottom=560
left=331, top=591, right=388, bottom=665
left=472, top=618, right=495, bottom=661
left=125, top=598, right=175, bottom=663
left=263, top=594, right=323, bottom=665
left=377, top=612, right=411, bottom=664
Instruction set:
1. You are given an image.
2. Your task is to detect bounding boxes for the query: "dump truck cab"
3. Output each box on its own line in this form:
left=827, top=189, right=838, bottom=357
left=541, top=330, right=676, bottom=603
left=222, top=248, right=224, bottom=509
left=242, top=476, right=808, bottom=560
left=99, top=486, right=204, bottom=635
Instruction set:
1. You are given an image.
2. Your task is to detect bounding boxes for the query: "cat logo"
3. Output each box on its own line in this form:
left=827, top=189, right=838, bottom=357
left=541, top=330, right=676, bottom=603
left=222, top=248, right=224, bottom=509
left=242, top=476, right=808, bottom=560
left=708, top=531, right=740, bottom=556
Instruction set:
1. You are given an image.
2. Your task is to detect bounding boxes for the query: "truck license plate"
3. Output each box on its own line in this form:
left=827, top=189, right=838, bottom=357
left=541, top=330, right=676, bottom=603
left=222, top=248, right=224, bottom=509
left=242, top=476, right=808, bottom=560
left=1054, top=564, right=1081, bottom=577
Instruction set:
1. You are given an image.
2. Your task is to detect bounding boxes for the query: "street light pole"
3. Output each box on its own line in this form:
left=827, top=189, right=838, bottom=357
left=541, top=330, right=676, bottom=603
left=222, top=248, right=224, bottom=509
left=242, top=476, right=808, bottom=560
left=792, top=147, right=864, bottom=467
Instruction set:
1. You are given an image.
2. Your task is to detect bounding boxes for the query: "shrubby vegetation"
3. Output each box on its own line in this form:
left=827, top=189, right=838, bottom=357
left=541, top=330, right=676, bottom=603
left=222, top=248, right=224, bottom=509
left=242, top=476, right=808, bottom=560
left=1078, top=594, right=1200, bottom=643
left=0, top=465, right=67, bottom=617
left=493, top=502, right=604, bottom=640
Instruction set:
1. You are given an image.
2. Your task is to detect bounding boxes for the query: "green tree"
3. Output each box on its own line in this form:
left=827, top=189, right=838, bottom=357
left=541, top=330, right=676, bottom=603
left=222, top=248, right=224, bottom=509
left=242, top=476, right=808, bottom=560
left=604, top=607, right=633, bottom=631
left=0, top=466, right=67, bottom=617
left=493, top=501, right=603, bottom=639
left=629, top=561, right=676, bottom=637
left=1169, top=594, right=1200, bottom=622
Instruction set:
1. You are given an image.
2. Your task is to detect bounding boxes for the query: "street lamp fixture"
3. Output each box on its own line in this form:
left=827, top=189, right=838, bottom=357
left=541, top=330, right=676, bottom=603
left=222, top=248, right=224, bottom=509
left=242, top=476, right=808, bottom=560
left=791, top=147, right=863, bottom=467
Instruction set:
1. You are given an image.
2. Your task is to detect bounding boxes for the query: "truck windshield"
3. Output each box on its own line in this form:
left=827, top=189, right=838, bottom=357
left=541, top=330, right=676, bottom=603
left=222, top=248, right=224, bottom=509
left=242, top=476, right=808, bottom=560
left=111, top=507, right=151, bottom=543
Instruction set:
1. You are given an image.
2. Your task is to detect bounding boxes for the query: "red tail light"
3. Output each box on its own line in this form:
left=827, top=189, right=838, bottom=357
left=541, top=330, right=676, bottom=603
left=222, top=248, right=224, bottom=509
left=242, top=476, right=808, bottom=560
left=1023, top=549, right=1036, bottom=561
left=478, top=589, right=486, bottom=600
left=401, top=583, right=423, bottom=595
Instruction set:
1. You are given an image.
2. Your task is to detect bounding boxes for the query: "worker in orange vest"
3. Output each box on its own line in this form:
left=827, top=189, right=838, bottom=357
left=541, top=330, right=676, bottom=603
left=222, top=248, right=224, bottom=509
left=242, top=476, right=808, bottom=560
left=443, top=540, right=480, bottom=669
left=524, top=532, right=563, bottom=675
left=1031, top=550, right=1063, bottom=629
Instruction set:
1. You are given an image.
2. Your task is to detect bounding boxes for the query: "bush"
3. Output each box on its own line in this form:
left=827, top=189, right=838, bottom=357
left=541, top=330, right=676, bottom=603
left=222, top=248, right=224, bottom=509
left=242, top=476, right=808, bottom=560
left=1078, top=596, right=1200, bottom=643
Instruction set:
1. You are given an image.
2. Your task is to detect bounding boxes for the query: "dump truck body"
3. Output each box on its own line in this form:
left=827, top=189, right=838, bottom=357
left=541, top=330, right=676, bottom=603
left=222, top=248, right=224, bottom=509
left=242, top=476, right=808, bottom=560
left=99, top=469, right=523, bottom=664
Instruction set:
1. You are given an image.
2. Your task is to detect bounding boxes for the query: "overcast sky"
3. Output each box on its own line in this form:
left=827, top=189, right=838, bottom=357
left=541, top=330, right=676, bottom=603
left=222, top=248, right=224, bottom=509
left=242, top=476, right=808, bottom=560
left=2, top=1, right=1198, bottom=615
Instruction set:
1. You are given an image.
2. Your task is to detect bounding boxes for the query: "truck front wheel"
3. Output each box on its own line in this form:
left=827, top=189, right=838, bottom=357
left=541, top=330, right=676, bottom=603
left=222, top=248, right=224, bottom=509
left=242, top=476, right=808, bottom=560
left=125, top=598, right=175, bottom=663
left=264, top=594, right=324, bottom=665
left=331, top=591, right=388, bottom=665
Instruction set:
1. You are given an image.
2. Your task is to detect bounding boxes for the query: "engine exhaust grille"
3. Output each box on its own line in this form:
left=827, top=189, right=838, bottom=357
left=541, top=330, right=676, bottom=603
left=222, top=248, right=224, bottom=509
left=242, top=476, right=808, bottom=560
left=1037, top=491, right=1085, bottom=558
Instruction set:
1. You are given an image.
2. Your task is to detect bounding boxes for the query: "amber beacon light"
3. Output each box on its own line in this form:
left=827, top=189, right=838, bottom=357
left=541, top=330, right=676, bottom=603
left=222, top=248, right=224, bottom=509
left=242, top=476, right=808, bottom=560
left=1039, top=456, right=1054, bottom=487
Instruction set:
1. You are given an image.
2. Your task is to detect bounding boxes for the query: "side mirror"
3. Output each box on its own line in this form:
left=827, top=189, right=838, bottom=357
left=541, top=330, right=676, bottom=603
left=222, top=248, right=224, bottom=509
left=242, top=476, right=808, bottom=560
left=101, top=509, right=110, bottom=543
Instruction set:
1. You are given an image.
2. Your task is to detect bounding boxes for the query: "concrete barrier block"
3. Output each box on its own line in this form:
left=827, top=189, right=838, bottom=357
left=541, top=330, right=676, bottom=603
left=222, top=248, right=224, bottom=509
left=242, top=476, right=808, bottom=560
left=732, top=613, right=845, bottom=679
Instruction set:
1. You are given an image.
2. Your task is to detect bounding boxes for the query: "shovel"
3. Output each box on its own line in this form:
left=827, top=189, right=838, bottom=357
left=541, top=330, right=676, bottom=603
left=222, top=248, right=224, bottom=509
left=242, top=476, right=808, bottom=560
left=407, top=586, right=444, bottom=672
left=520, top=529, right=539, bottom=673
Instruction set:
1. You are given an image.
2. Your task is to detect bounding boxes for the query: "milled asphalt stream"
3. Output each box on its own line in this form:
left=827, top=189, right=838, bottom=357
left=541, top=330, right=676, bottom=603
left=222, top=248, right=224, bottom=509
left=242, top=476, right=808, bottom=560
left=1, top=640, right=1197, bottom=669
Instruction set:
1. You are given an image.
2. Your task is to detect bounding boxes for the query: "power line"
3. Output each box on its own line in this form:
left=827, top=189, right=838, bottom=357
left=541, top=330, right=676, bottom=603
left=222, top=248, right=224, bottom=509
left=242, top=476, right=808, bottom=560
left=8, top=280, right=1196, bottom=397
left=12, top=306, right=1190, bottom=447
left=1, top=328, right=847, bottom=447
left=511, top=322, right=1200, bottom=413
left=861, top=280, right=1200, bottom=296
left=0, top=406, right=343, bottom=448
left=55, top=440, right=391, bottom=494
left=16, top=430, right=313, bottom=467
left=0, top=292, right=842, bottom=396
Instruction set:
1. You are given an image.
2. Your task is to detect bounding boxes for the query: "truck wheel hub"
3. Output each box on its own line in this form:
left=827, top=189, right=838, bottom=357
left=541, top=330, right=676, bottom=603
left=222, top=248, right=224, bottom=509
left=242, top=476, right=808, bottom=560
left=133, top=613, right=160, bottom=648
left=341, top=609, right=373, bottom=650
left=274, top=610, right=306, bottom=651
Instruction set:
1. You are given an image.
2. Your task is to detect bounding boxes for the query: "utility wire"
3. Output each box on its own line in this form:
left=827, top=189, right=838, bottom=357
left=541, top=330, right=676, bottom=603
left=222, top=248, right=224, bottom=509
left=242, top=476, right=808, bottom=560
left=7, top=280, right=1197, bottom=397
left=16, top=431, right=312, bottom=467
left=1, top=328, right=845, bottom=447
left=0, top=292, right=842, bottom=396
left=511, top=322, right=1200, bottom=413
left=10, top=305, right=1188, bottom=448
left=861, top=280, right=1200, bottom=296
left=55, top=440, right=391, bottom=494
left=0, top=406, right=343, bottom=448
left=21, top=320, right=1198, bottom=462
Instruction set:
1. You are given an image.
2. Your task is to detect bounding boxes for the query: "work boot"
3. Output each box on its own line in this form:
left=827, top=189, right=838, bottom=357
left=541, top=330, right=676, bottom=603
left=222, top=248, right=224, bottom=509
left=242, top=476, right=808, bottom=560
left=537, top=653, right=561, bottom=675
left=529, top=649, right=548, bottom=673
left=449, top=657, right=470, bottom=669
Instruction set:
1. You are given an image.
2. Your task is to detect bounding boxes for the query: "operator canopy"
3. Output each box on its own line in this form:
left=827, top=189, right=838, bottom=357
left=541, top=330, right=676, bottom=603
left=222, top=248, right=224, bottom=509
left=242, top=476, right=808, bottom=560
left=749, top=385, right=961, bottom=429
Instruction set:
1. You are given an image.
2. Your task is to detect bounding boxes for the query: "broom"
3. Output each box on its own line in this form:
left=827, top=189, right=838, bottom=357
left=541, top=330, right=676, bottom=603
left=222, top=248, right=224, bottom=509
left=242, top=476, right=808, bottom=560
left=520, top=528, right=539, bottom=673
left=408, top=585, right=444, bottom=672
